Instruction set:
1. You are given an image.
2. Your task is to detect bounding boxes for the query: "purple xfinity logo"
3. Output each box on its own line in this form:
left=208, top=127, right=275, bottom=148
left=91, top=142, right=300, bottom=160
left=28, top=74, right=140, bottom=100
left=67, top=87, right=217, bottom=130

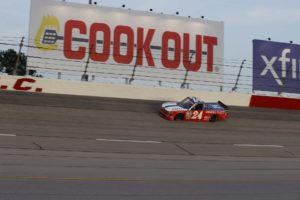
left=253, top=39, right=300, bottom=94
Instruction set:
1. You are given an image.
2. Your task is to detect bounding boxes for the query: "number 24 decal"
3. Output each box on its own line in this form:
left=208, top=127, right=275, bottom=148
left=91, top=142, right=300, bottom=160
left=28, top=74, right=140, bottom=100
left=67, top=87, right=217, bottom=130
left=191, top=111, right=203, bottom=120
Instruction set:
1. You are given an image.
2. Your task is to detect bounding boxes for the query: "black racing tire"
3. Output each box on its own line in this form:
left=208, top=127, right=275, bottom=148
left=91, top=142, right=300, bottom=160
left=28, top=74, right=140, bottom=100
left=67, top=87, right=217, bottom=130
left=209, top=115, right=218, bottom=122
left=174, top=114, right=184, bottom=121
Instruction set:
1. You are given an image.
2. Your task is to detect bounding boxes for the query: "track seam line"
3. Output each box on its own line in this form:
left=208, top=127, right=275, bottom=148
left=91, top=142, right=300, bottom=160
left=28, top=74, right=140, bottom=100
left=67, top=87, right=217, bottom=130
left=174, top=143, right=195, bottom=156
left=284, top=149, right=295, bottom=156
left=32, top=142, right=44, bottom=150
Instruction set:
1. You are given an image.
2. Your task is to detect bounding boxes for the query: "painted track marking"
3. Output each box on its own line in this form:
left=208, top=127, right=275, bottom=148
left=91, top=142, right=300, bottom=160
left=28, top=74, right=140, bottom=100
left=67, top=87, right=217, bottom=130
left=0, top=134, right=16, bottom=137
left=234, top=144, right=284, bottom=148
left=96, top=138, right=161, bottom=144
left=1, top=176, right=300, bottom=183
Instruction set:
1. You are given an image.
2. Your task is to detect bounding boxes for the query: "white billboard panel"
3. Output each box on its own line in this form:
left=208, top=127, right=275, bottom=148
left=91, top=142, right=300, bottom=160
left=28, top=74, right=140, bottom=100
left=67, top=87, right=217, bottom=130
left=28, top=0, right=224, bottom=88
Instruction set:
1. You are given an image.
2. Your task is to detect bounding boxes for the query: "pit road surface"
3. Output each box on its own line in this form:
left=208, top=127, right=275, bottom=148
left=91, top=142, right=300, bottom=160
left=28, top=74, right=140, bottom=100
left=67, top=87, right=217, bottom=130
left=0, top=91, right=300, bottom=200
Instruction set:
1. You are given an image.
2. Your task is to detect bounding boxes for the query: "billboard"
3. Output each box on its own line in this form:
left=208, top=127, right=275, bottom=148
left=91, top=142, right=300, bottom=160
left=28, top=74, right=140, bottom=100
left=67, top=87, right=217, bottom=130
left=253, top=39, right=300, bottom=94
left=28, top=0, right=224, bottom=87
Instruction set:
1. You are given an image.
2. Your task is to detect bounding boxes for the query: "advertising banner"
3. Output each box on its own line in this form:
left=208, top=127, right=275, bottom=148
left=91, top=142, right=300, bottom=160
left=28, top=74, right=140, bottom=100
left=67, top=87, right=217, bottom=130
left=253, top=39, right=300, bottom=94
left=28, top=0, right=224, bottom=87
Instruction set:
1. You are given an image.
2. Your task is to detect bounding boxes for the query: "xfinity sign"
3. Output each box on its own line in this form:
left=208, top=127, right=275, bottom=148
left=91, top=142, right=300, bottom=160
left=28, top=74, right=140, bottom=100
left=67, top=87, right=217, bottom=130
left=253, top=40, right=300, bottom=94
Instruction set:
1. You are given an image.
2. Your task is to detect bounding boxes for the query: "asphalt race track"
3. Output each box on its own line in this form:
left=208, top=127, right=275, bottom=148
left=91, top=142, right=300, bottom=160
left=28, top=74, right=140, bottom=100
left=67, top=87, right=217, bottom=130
left=0, top=91, right=300, bottom=200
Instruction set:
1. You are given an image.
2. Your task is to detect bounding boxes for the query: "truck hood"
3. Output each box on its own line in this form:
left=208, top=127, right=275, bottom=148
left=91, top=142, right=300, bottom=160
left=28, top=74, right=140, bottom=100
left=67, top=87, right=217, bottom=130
left=161, top=102, right=186, bottom=112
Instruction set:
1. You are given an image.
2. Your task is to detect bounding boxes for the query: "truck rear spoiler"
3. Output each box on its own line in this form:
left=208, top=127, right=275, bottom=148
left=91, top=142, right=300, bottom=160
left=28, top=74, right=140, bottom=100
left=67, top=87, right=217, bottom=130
left=218, top=101, right=229, bottom=110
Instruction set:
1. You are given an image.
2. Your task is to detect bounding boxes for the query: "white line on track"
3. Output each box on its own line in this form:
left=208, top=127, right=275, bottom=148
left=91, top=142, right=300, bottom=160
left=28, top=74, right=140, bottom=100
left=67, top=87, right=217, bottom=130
left=96, top=138, right=162, bottom=144
left=234, top=144, right=284, bottom=148
left=0, top=134, right=16, bottom=137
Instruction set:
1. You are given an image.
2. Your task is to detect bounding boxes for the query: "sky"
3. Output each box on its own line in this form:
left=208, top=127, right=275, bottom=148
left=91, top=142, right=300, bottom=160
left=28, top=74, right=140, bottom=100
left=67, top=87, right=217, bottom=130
left=1, top=0, right=300, bottom=62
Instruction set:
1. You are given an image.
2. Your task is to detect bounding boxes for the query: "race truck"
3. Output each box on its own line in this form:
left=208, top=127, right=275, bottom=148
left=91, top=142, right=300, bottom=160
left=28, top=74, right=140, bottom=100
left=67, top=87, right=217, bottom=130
left=160, top=96, right=229, bottom=122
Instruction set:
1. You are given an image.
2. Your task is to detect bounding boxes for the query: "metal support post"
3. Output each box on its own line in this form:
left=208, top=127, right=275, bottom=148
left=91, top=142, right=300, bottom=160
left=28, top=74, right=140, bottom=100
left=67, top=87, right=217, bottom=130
left=13, top=37, right=24, bottom=75
left=81, top=45, right=92, bottom=81
left=181, top=52, right=195, bottom=88
left=129, top=49, right=141, bottom=84
left=232, top=59, right=246, bottom=91
left=278, top=67, right=289, bottom=96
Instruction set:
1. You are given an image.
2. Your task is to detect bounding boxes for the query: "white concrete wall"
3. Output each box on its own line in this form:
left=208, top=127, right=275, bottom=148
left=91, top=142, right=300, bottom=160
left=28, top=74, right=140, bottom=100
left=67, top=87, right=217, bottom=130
left=0, top=75, right=251, bottom=106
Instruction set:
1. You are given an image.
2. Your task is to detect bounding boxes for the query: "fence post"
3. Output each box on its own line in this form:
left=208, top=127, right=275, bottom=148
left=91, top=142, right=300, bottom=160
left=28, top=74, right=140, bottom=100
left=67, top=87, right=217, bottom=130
left=181, top=52, right=194, bottom=88
left=278, top=67, right=289, bottom=96
left=12, top=37, right=24, bottom=76
left=232, top=59, right=246, bottom=91
left=81, top=45, right=93, bottom=81
left=158, top=80, right=162, bottom=86
left=278, top=86, right=282, bottom=96
left=129, top=49, right=141, bottom=84
left=181, top=70, right=189, bottom=88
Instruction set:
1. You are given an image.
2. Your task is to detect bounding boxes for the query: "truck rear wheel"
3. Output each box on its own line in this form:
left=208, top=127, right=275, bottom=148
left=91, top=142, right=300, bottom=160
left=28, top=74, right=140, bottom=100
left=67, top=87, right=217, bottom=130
left=209, top=115, right=217, bottom=122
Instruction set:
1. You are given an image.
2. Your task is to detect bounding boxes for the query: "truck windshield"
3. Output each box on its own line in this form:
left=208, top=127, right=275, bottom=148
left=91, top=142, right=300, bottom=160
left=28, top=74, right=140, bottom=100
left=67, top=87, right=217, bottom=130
left=177, top=97, right=194, bottom=109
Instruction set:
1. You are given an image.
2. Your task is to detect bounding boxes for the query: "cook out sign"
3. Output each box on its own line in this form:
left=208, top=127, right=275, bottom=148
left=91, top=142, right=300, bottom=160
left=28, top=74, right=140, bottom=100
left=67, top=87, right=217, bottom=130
left=28, top=0, right=224, bottom=74
left=64, top=21, right=218, bottom=72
